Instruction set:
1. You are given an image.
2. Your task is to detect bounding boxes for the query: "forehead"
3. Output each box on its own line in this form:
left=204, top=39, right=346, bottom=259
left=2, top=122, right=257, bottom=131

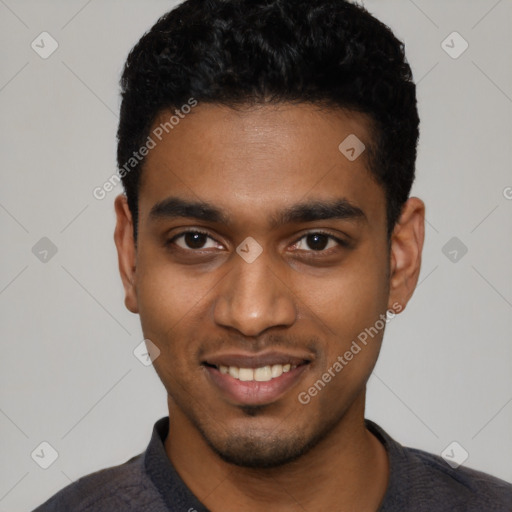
left=138, top=103, right=385, bottom=231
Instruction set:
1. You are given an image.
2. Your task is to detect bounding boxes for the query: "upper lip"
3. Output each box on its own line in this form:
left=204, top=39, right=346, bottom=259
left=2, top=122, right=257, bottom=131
left=202, top=351, right=312, bottom=369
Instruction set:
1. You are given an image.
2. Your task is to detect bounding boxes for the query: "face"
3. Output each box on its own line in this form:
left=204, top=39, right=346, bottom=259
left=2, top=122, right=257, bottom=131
left=114, top=103, right=424, bottom=468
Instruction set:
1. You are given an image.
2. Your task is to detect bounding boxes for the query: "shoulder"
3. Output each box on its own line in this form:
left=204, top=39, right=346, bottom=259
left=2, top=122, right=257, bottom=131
left=391, top=444, right=512, bottom=511
left=366, top=420, right=512, bottom=512
left=32, top=453, right=167, bottom=512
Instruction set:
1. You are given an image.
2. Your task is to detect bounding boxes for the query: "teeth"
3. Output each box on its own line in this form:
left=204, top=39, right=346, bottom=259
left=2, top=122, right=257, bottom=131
left=239, top=368, right=254, bottom=381
left=271, top=364, right=282, bottom=378
left=217, top=363, right=298, bottom=382
left=254, top=366, right=272, bottom=382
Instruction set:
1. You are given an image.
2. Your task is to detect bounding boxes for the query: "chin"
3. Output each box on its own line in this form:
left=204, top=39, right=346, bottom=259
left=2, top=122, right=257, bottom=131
left=206, top=433, right=311, bottom=468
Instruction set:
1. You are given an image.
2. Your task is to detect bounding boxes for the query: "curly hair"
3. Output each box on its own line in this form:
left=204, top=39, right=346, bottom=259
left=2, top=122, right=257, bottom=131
left=117, top=0, right=419, bottom=240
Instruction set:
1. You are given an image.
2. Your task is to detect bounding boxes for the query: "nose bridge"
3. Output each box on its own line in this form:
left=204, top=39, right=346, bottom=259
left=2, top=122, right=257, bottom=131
left=213, top=249, right=296, bottom=336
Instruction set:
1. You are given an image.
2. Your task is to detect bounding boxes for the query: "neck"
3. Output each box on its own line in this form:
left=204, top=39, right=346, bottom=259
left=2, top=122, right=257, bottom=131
left=165, top=391, right=389, bottom=512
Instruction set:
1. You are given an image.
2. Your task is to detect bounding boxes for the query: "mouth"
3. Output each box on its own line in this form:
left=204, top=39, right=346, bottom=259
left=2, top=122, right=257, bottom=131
left=201, top=352, right=312, bottom=406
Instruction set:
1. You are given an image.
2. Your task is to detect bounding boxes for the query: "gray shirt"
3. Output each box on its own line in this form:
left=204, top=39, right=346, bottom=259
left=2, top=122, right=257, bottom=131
left=33, top=416, right=512, bottom=511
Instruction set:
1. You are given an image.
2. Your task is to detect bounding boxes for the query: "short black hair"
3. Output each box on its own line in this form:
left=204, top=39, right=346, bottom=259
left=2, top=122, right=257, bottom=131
left=117, top=0, right=419, bottom=240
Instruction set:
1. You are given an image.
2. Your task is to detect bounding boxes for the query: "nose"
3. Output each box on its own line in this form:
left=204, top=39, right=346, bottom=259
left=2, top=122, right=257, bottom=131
left=213, top=251, right=297, bottom=337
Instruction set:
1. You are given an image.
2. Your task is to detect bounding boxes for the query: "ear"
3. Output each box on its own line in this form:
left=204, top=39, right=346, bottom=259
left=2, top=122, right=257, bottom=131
left=387, top=197, right=425, bottom=313
left=114, top=194, right=139, bottom=314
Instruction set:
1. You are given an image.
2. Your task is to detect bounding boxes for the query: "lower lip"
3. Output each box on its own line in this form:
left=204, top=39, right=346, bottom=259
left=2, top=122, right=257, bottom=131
left=204, top=364, right=309, bottom=406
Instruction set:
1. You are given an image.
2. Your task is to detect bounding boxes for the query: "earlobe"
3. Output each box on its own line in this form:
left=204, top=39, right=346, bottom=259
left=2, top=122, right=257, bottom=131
left=387, top=197, right=425, bottom=313
left=113, top=194, right=139, bottom=314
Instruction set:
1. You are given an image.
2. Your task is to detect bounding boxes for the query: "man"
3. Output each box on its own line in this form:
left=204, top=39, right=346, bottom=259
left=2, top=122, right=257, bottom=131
left=34, top=0, right=512, bottom=510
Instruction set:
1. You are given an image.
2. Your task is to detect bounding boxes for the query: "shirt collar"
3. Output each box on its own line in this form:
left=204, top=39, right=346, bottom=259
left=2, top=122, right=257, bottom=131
left=145, top=416, right=210, bottom=511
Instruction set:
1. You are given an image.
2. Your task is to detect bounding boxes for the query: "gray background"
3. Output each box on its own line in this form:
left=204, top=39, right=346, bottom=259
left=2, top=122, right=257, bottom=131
left=1, top=0, right=511, bottom=510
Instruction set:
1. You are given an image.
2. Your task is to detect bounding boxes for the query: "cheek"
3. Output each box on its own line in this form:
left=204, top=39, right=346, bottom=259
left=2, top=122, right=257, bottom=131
left=304, top=254, right=389, bottom=337
left=135, top=251, right=207, bottom=357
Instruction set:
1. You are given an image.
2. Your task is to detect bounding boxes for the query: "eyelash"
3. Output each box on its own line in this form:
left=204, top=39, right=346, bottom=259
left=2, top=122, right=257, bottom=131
left=166, top=229, right=349, bottom=254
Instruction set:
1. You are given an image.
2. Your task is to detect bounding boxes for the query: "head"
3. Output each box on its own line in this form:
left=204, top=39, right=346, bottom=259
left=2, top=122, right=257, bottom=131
left=114, top=0, right=424, bottom=468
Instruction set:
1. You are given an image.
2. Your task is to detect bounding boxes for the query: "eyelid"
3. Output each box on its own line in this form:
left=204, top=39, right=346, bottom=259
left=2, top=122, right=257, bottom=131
left=167, top=229, right=224, bottom=250
left=166, top=228, right=349, bottom=252
left=297, top=229, right=348, bottom=242
left=291, top=230, right=350, bottom=250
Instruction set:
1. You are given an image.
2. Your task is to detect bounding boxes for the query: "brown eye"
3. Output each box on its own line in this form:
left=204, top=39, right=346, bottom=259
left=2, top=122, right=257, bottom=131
left=305, top=233, right=330, bottom=251
left=182, top=232, right=208, bottom=249
left=293, top=232, right=345, bottom=252
left=168, top=230, right=222, bottom=251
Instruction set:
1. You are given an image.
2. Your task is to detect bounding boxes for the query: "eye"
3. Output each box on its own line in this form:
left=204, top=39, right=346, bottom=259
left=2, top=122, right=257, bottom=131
left=168, top=230, right=223, bottom=251
left=291, top=232, right=347, bottom=252
left=166, top=230, right=347, bottom=254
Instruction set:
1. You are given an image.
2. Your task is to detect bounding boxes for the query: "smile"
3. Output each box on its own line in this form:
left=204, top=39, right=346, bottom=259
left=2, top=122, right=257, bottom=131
left=218, top=363, right=297, bottom=382
left=201, top=352, right=312, bottom=405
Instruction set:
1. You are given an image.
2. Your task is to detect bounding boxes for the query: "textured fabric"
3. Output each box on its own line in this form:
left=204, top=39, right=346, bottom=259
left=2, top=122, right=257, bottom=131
left=33, top=416, right=512, bottom=511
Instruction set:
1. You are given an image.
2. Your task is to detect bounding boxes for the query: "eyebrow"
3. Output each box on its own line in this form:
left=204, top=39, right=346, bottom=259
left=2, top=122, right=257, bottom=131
left=148, top=196, right=367, bottom=228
